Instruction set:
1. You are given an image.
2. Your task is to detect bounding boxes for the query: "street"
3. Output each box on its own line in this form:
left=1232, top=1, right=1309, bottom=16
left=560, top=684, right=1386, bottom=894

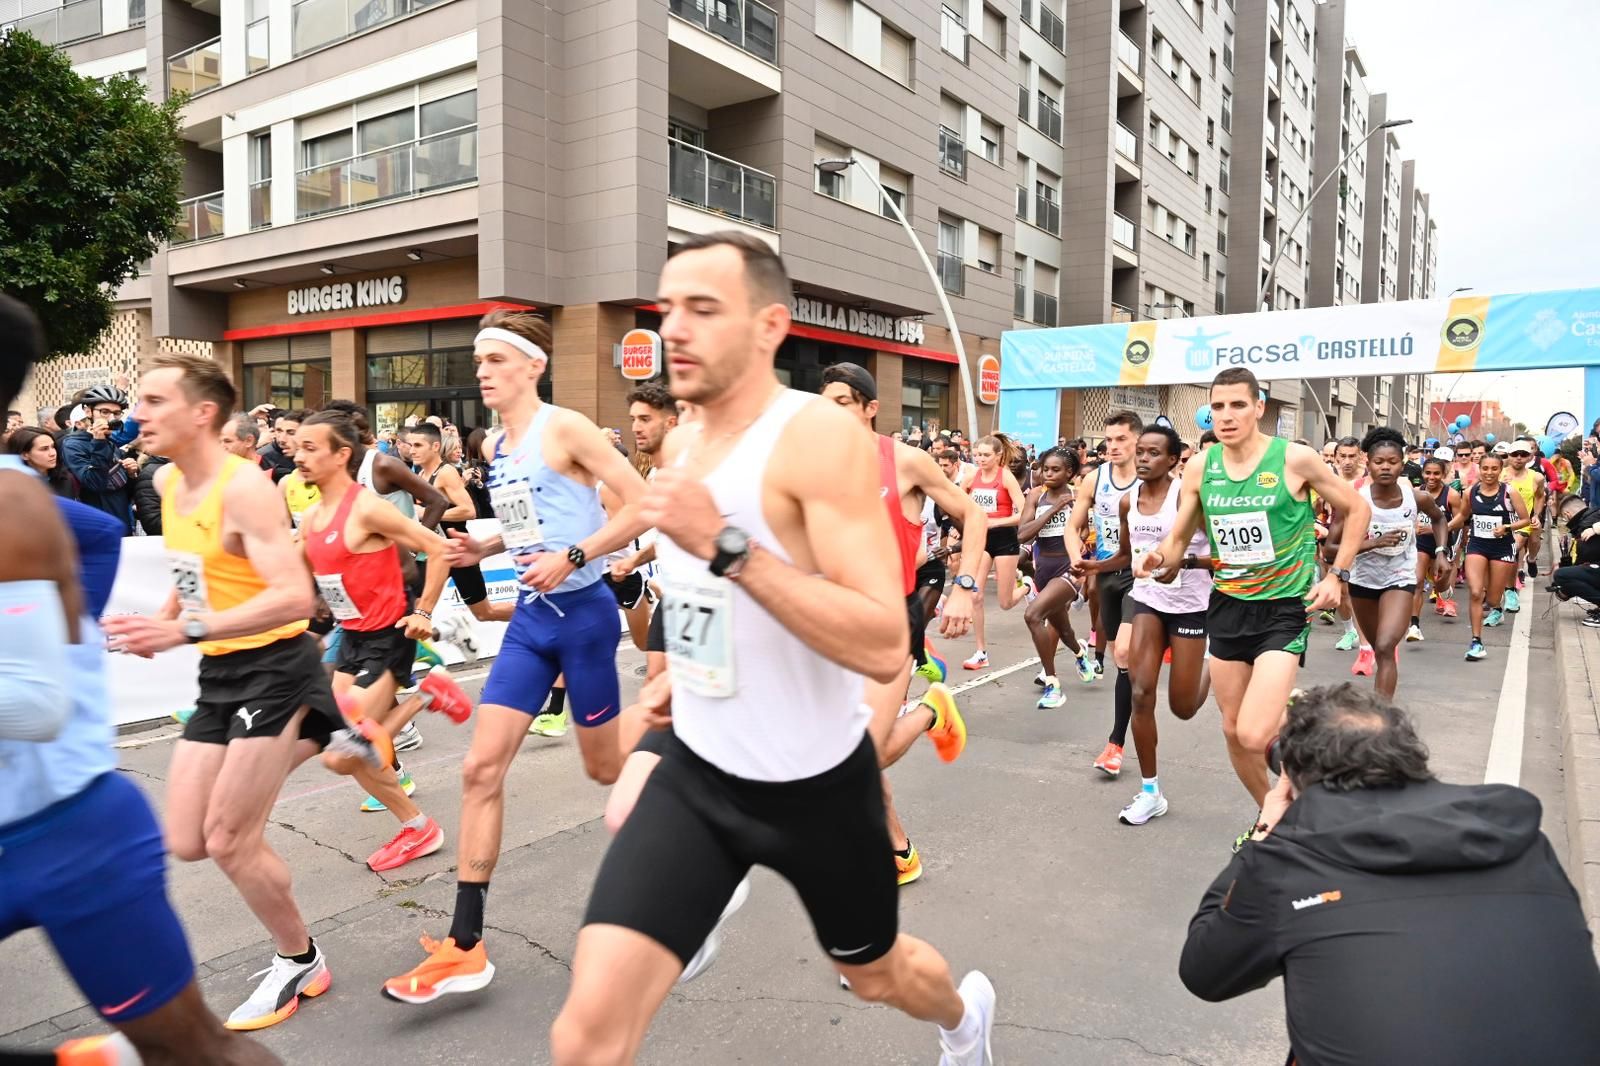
left=1, top=584, right=1569, bottom=1065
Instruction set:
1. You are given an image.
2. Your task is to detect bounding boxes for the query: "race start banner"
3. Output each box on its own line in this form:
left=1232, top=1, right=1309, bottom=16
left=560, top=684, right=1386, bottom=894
left=999, top=287, right=1600, bottom=391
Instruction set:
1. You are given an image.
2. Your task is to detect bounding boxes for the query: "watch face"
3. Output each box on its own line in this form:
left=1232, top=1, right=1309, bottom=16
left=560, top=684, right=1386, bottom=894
left=717, top=527, right=750, bottom=555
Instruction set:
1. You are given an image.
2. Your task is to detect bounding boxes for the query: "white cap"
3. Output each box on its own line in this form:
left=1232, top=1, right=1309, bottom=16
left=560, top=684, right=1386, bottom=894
left=1492, top=441, right=1511, bottom=455
left=1433, top=446, right=1455, bottom=462
left=1513, top=439, right=1539, bottom=454
left=68, top=404, right=91, bottom=424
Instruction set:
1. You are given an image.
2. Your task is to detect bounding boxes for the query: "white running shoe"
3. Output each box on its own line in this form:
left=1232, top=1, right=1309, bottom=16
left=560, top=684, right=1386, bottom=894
left=938, top=971, right=996, bottom=1066
left=225, top=944, right=330, bottom=1031
left=393, top=721, right=424, bottom=752
left=1405, top=623, right=1424, bottom=643
left=434, top=613, right=479, bottom=661
left=961, top=650, right=989, bottom=671
left=679, top=875, right=752, bottom=984
left=1118, top=789, right=1169, bottom=826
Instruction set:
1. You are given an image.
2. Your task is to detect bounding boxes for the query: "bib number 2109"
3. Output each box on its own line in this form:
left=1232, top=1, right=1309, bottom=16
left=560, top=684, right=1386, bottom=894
left=1209, top=511, right=1274, bottom=566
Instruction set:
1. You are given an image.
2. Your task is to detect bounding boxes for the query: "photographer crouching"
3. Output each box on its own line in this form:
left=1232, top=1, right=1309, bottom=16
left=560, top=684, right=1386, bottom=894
left=1179, top=683, right=1600, bottom=1065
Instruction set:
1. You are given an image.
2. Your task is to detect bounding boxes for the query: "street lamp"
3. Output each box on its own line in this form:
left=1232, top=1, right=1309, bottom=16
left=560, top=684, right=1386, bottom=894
left=1255, top=118, right=1413, bottom=311
left=1148, top=302, right=1189, bottom=318
left=815, top=157, right=979, bottom=436
left=1447, top=286, right=1473, bottom=298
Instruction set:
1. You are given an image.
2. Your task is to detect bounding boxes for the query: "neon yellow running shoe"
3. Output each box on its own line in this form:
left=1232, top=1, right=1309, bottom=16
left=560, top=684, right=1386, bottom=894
left=528, top=709, right=570, bottom=737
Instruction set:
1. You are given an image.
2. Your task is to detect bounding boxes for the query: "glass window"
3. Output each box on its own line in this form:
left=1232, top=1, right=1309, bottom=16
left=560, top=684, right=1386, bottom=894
left=421, top=91, right=476, bottom=137
left=244, top=360, right=331, bottom=411
left=358, top=109, right=416, bottom=153
left=250, top=132, right=271, bottom=181
left=302, top=130, right=352, bottom=168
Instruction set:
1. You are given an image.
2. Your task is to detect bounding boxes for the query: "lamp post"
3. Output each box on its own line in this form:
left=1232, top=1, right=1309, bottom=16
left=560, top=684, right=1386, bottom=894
left=815, top=157, right=979, bottom=436
left=1255, top=118, right=1413, bottom=311
left=1447, top=286, right=1473, bottom=298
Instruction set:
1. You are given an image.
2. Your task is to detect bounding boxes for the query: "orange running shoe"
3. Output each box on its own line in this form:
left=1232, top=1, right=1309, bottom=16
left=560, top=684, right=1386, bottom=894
left=57, top=1034, right=138, bottom=1065
left=895, top=843, right=924, bottom=886
left=919, top=683, right=967, bottom=763
left=418, top=666, right=473, bottom=724
left=328, top=693, right=396, bottom=770
left=1093, top=742, right=1123, bottom=778
left=383, top=936, right=496, bottom=1005
left=1441, top=598, right=1459, bottom=619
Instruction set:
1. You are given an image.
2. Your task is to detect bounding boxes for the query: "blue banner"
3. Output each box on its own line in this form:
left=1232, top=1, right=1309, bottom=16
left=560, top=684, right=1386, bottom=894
left=999, top=388, right=1059, bottom=456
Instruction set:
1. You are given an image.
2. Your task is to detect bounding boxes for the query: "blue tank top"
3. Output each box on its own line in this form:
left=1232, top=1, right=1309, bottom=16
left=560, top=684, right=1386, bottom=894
left=488, top=404, right=607, bottom=600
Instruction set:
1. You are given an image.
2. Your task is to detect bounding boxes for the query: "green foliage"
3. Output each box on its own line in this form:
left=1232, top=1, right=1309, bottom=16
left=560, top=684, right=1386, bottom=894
left=0, top=31, right=186, bottom=359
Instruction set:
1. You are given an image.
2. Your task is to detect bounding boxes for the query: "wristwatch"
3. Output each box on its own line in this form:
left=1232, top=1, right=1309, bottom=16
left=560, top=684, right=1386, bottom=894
left=566, top=545, right=587, bottom=569
left=709, top=526, right=753, bottom=579
left=1330, top=566, right=1352, bottom=583
left=183, top=616, right=209, bottom=643
left=952, top=574, right=978, bottom=592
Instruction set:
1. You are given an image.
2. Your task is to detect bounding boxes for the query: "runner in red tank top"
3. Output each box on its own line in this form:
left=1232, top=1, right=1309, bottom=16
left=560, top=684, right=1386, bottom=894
left=296, top=411, right=474, bottom=873
left=958, top=433, right=1027, bottom=671
left=821, top=363, right=987, bottom=886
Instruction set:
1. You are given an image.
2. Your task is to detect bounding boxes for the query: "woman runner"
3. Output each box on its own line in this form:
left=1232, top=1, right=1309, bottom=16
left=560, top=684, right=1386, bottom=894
left=1410, top=457, right=1464, bottom=639
left=1019, top=448, right=1095, bottom=708
left=1462, top=452, right=1532, bottom=661
left=960, top=433, right=1027, bottom=670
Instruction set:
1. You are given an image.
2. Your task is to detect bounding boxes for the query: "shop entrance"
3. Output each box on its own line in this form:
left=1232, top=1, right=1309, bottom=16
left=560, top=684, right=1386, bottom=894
left=366, top=319, right=551, bottom=438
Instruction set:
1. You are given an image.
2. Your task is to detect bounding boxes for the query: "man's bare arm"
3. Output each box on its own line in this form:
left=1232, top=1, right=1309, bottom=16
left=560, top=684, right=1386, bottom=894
left=203, top=473, right=318, bottom=638
left=375, top=451, right=449, bottom=530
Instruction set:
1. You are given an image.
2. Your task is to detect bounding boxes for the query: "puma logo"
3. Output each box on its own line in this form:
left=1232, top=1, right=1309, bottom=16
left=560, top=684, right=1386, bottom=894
left=235, top=706, right=260, bottom=730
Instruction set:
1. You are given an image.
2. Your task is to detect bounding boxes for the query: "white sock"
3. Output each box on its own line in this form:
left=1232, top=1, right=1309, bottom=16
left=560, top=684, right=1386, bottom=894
left=1142, top=776, right=1159, bottom=794
left=1359, top=643, right=1372, bottom=652
left=939, top=996, right=982, bottom=1050
left=401, top=813, right=428, bottom=830
left=1344, top=619, right=1357, bottom=635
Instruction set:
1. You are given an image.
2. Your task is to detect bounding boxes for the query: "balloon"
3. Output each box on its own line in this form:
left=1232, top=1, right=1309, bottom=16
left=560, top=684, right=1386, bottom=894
left=1195, top=405, right=1213, bottom=432
left=1454, top=414, right=1471, bottom=429
left=1484, top=433, right=1496, bottom=444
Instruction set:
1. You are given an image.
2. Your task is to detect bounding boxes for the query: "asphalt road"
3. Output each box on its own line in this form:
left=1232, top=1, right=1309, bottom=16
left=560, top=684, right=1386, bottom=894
left=2, top=581, right=1569, bottom=1064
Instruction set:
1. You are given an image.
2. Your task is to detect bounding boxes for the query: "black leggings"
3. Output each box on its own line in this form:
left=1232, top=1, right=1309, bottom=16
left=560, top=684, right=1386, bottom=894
left=1551, top=563, right=1600, bottom=606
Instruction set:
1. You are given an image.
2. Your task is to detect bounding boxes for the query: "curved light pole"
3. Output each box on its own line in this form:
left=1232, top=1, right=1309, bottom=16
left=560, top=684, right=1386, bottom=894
left=815, top=157, right=979, bottom=436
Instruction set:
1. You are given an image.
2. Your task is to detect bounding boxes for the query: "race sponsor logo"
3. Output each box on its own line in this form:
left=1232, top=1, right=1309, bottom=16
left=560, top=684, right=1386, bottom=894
left=1441, top=314, right=1484, bottom=352
left=1255, top=471, right=1280, bottom=489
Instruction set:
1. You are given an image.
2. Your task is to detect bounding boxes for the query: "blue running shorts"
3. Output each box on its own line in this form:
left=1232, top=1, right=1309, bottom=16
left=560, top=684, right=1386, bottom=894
left=479, top=581, right=621, bottom=726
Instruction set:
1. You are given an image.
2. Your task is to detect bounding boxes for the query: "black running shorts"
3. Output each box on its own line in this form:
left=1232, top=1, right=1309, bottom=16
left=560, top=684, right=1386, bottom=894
left=646, top=604, right=666, bottom=654
left=184, top=635, right=340, bottom=748
left=1097, top=567, right=1135, bottom=635
left=584, top=733, right=898, bottom=967
left=983, top=527, right=1020, bottom=557
left=1207, top=590, right=1309, bottom=664
left=605, top=570, right=646, bottom=610
left=1127, top=597, right=1207, bottom=639
left=914, top=558, right=947, bottom=593
left=336, top=623, right=418, bottom=687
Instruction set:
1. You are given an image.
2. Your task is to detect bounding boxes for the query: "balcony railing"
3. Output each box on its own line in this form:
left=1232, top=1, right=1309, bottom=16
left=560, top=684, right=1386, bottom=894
left=667, top=0, right=778, bottom=64
left=168, top=35, right=222, bottom=98
left=1, top=0, right=101, bottom=46
left=249, top=178, right=271, bottom=230
left=1034, top=194, right=1060, bottom=236
left=1261, top=237, right=1273, bottom=262
left=1014, top=282, right=1027, bottom=320
left=1110, top=302, right=1136, bottom=323
left=128, top=0, right=143, bottom=26
left=291, top=0, right=445, bottom=58
left=297, top=126, right=478, bottom=220
left=938, top=126, right=967, bottom=179
left=936, top=252, right=964, bottom=295
left=1035, top=96, right=1062, bottom=142
left=1033, top=291, right=1058, bottom=326
left=1038, top=5, right=1064, bottom=50
left=668, top=138, right=777, bottom=230
left=173, top=191, right=224, bottom=245
left=1114, top=122, right=1139, bottom=162
left=1116, top=29, right=1141, bottom=73
left=247, top=15, right=269, bottom=72
left=1113, top=212, right=1137, bottom=250
left=940, top=6, right=967, bottom=62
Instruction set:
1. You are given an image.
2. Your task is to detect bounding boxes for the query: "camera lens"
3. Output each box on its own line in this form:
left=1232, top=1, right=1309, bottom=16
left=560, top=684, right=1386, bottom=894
left=109, top=418, right=124, bottom=430
left=1266, top=738, right=1283, bottom=775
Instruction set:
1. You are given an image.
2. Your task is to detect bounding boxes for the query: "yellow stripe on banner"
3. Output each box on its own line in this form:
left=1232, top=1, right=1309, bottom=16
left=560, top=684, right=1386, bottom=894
left=1119, top=320, right=1160, bottom=386
left=1435, top=294, right=1491, bottom=374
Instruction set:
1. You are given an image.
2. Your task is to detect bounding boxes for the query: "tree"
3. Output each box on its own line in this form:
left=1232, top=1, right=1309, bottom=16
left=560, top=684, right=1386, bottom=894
left=1512, top=422, right=1529, bottom=439
left=0, top=32, right=185, bottom=360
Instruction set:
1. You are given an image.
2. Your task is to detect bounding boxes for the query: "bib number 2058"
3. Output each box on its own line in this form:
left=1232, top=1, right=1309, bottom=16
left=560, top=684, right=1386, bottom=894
left=664, top=575, right=735, bottom=698
left=1209, top=511, right=1274, bottom=565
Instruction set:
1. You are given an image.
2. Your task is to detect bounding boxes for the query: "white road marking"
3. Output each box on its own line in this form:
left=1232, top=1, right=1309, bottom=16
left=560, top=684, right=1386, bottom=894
left=948, top=656, right=1042, bottom=696
left=1482, top=599, right=1532, bottom=787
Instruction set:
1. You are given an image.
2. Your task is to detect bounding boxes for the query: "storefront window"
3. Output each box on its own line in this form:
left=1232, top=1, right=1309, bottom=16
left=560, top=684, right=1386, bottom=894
left=242, top=335, right=332, bottom=410
left=901, top=361, right=951, bottom=435
left=366, top=319, right=548, bottom=437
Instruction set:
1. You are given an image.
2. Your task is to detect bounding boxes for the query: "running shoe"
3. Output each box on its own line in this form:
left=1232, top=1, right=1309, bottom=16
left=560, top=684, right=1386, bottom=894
left=1335, top=629, right=1360, bottom=652
left=1351, top=648, right=1375, bottom=677
left=915, top=640, right=948, bottom=684
left=170, top=707, right=195, bottom=726
left=1033, top=668, right=1048, bottom=687
left=937, top=971, right=996, bottom=1066
left=961, top=650, right=989, bottom=671
left=1036, top=678, right=1065, bottom=709
left=921, top=683, right=967, bottom=763
left=433, top=613, right=479, bottom=661
left=1516, top=571, right=1526, bottom=591
left=413, top=640, right=445, bottom=669
left=1583, top=609, right=1600, bottom=629
left=1019, top=575, right=1037, bottom=603
left=1317, top=610, right=1337, bottom=625
left=1503, top=588, right=1521, bottom=613
left=360, top=769, right=417, bottom=813
left=1162, top=647, right=1172, bottom=664
left=366, top=817, right=445, bottom=872
left=1092, top=657, right=1105, bottom=678
left=528, top=709, right=570, bottom=737
left=393, top=721, right=424, bottom=752
left=1465, top=638, right=1487, bottom=661
left=225, top=945, right=330, bottom=1030
left=326, top=712, right=395, bottom=771
left=895, top=843, right=924, bottom=886
left=1440, top=598, right=1458, bottom=619
left=1485, top=608, right=1505, bottom=628
left=383, top=936, right=494, bottom=1004
left=679, top=876, right=751, bottom=983
left=1074, top=651, right=1097, bottom=683
left=1093, top=742, right=1123, bottom=778
left=1119, top=789, right=1169, bottom=826
left=418, top=665, right=472, bottom=724
left=1528, top=560, right=1539, bottom=578
left=1405, top=624, right=1424, bottom=643
left=56, top=1033, right=139, bottom=1065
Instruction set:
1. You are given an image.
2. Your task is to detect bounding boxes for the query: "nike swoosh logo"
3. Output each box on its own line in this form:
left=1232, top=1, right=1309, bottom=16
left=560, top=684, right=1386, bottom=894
left=100, top=988, right=151, bottom=1016
left=828, top=943, right=876, bottom=958
left=2, top=604, right=37, bottom=616
left=584, top=706, right=612, bottom=723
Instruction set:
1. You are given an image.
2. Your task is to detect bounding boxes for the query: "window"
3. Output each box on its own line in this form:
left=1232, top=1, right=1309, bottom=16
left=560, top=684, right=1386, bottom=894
left=1038, top=2, right=1064, bottom=50
left=937, top=216, right=964, bottom=295
left=1223, top=22, right=1234, bottom=71
left=421, top=91, right=476, bottom=137
left=816, top=0, right=849, bottom=47
left=1202, top=251, right=1211, bottom=279
left=1220, top=87, right=1232, bottom=132
left=941, top=6, right=967, bottom=62
left=1206, top=117, right=1215, bottom=145
left=814, top=136, right=847, bottom=198
left=1216, top=210, right=1227, bottom=252
left=242, top=336, right=332, bottom=411
left=880, top=21, right=912, bottom=83
left=980, top=3, right=1004, bottom=52
left=249, top=131, right=272, bottom=230
left=1204, top=184, right=1213, bottom=213
left=1036, top=75, right=1062, bottom=142
left=1034, top=173, right=1060, bottom=235
left=1032, top=263, right=1058, bottom=325
left=879, top=163, right=908, bottom=218
left=1014, top=254, right=1028, bottom=318
left=980, top=118, right=1001, bottom=164
left=977, top=228, right=1001, bottom=273
left=1016, top=183, right=1028, bottom=219
left=1218, top=149, right=1229, bottom=192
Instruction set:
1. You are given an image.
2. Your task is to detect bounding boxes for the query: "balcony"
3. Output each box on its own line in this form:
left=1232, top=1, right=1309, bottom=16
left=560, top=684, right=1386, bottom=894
left=938, top=126, right=967, bottom=179
left=1035, top=96, right=1062, bottom=143
left=1110, top=302, right=1136, bottom=323
left=668, top=139, right=776, bottom=230
left=941, top=6, right=967, bottom=63
left=937, top=252, right=964, bottom=296
left=1116, top=29, right=1143, bottom=96
left=1038, top=5, right=1064, bottom=51
left=291, top=0, right=446, bottom=59
left=1032, top=291, right=1058, bottom=326
left=1014, top=282, right=1027, bottom=320
left=168, top=36, right=222, bottom=98
left=249, top=179, right=271, bottom=231
left=1261, top=237, right=1273, bottom=263
left=1114, top=121, right=1140, bottom=182
left=297, top=126, right=478, bottom=220
left=0, top=0, right=100, bottom=46
left=668, top=0, right=777, bottom=64
left=1112, top=212, right=1138, bottom=267
left=1034, top=194, right=1060, bottom=236
left=173, top=192, right=224, bottom=245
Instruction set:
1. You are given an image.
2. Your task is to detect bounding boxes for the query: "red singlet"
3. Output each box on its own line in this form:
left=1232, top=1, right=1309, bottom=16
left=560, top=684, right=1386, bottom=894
left=968, top=467, right=1013, bottom=518
left=301, top=484, right=408, bottom=632
left=878, top=436, right=922, bottom=596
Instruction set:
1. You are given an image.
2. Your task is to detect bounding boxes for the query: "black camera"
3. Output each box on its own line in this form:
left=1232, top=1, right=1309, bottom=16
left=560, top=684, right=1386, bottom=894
left=1267, top=737, right=1283, bottom=775
left=108, top=418, right=124, bottom=430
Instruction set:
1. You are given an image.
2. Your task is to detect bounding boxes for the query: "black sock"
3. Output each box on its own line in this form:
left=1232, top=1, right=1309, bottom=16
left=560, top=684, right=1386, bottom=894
left=0, top=1051, right=54, bottom=1065
left=546, top=687, right=567, bottom=716
left=1110, top=669, right=1133, bottom=747
left=1410, top=615, right=1420, bottom=626
left=894, top=841, right=912, bottom=859
left=280, top=937, right=317, bottom=965
left=450, top=882, right=488, bottom=950
left=1095, top=649, right=1105, bottom=667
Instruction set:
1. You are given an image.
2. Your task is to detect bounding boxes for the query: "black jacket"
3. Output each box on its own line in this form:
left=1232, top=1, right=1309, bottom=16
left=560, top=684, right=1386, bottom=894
left=134, top=455, right=169, bottom=537
left=60, top=428, right=133, bottom=532
left=1180, top=780, right=1600, bottom=1066
left=257, top=441, right=296, bottom=483
left=1565, top=504, right=1600, bottom=566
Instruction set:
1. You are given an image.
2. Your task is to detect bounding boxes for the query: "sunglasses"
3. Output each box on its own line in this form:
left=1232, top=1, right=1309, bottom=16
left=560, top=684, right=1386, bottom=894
left=1510, top=451, right=1531, bottom=457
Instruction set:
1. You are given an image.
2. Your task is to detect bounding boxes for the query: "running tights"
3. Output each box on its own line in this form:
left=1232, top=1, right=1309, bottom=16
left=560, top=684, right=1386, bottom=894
left=1110, top=668, right=1132, bottom=747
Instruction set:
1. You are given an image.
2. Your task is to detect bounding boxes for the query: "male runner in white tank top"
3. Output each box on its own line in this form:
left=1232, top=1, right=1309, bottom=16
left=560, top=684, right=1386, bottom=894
left=551, top=233, right=995, bottom=1066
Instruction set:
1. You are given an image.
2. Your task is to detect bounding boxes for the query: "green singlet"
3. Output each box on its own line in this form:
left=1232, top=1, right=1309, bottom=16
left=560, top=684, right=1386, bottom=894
left=1199, top=437, right=1317, bottom=600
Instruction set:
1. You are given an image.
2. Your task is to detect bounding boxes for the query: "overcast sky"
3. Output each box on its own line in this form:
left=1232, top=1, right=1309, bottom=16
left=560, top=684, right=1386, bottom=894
left=1340, top=0, right=1600, bottom=426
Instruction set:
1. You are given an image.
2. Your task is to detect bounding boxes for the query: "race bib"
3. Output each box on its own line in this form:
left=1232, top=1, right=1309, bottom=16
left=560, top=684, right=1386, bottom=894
left=1098, top=522, right=1122, bottom=553
left=1038, top=508, right=1068, bottom=538
left=971, top=487, right=999, bottom=514
left=1370, top=522, right=1412, bottom=557
left=169, top=551, right=209, bottom=613
left=1472, top=514, right=1501, bottom=540
left=663, top=574, right=735, bottom=698
left=491, top=481, right=543, bottom=546
left=1209, top=511, right=1274, bottom=565
left=314, top=573, right=363, bottom=621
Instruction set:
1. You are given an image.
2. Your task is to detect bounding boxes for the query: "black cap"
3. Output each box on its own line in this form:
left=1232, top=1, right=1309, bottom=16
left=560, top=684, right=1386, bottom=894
left=820, top=361, right=877, bottom=402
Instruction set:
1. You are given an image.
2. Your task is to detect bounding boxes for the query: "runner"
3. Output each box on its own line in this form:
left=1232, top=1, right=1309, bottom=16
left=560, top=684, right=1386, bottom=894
left=1103, top=425, right=1213, bottom=824
left=1504, top=438, right=1548, bottom=607
left=1462, top=452, right=1532, bottom=662
left=1136, top=367, right=1368, bottom=840
left=1411, top=456, right=1464, bottom=638
left=1065, top=412, right=1142, bottom=776
left=1019, top=447, right=1096, bottom=709
left=321, top=400, right=449, bottom=530
left=1323, top=428, right=1449, bottom=699
left=1327, top=436, right=1367, bottom=655
left=276, top=410, right=321, bottom=528
left=102, top=354, right=376, bottom=1031
left=0, top=300, right=282, bottom=1066
left=820, top=361, right=982, bottom=887
left=404, top=420, right=511, bottom=631
left=383, top=310, right=649, bottom=1004
left=295, top=411, right=475, bottom=866
left=602, top=383, right=679, bottom=651
left=550, top=231, right=994, bottom=1066
left=959, top=433, right=1026, bottom=671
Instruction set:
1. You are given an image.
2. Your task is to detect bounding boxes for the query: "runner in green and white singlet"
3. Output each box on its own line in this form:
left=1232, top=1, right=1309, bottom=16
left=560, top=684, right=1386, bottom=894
left=1135, top=368, right=1369, bottom=828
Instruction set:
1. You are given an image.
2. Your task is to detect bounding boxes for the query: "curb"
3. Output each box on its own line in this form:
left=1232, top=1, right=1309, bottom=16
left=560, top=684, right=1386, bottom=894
left=1553, top=598, right=1600, bottom=954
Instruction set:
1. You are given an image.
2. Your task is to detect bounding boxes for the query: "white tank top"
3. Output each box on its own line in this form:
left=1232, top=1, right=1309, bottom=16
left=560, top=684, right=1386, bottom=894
left=357, top=448, right=416, bottom=520
left=656, top=390, right=867, bottom=782
left=1129, top=479, right=1213, bottom=614
left=1092, top=464, right=1137, bottom=561
left=1351, top=479, right=1418, bottom=589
